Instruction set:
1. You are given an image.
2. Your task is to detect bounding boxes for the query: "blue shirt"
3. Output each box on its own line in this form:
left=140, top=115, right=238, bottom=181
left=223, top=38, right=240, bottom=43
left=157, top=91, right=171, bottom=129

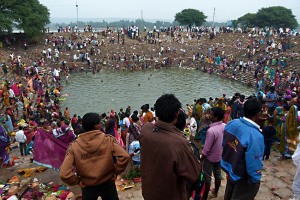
left=266, top=91, right=278, bottom=108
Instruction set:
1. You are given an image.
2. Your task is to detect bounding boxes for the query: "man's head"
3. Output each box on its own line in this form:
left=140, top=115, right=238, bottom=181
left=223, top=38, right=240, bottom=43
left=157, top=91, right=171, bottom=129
left=270, top=86, right=275, bottom=93
left=154, top=94, right=181, bottom=124
left=244, top=99, right=262, bottom=123
left=240, top=95, right=245, bottom=102
left=131, top=114, right=139, bottom=123
left=209, top=107, right=225, bottom=122
left=175, top=109, right=187, bottom=131
left=82, top=113, right=101, bottom=132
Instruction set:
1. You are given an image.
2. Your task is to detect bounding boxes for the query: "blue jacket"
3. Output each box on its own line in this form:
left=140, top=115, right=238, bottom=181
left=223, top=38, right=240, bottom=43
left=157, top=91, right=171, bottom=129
left=221, top=118, right=264, bottom=183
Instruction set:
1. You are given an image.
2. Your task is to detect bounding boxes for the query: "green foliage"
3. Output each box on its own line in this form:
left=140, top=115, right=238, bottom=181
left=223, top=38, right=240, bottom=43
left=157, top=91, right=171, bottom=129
left=231, top=20, right=238, bottom=29
left=255, top=6, right=298, bottom=29
left=0, top=0, right=50, bottom=40
left=235, top=6, right=298, bottom=29
left=237, top=13, right=257, bottom=28
left=122, top=166, right=141, bottom=180
left=175, top=9, right=207, bottom=27
left=0, top=0, right=16, bottom=33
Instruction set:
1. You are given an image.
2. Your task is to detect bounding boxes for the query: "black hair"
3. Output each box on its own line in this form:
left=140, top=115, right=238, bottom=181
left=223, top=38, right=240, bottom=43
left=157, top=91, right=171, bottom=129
left=32, top=135, right=35, bottom=141
left=82, top=113, right=101, bottom=132
left=244, top=99, right=262, bottom=118
left=133, top=110, right=138, bottom=115
left=125, top=112, right=130, bottom=117
left=267, top=117, right=273, bottom=124
left=175, top=109, right=187, bottom=131
left=211, top=107, right=225, bottom=121
left=19, top=126, right=23, bottom=130
left=154, top=94, right=181, bottom=123
left=131, top=114, right=139, bottom=122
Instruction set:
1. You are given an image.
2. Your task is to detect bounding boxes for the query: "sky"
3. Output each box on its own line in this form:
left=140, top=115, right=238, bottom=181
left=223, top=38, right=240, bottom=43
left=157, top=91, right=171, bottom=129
left=39, top=0, right=300, bottom=23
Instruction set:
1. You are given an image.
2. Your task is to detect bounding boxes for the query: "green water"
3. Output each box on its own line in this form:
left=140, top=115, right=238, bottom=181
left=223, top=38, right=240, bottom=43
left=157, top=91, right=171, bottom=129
left=61, top=68, right=255, bottom=117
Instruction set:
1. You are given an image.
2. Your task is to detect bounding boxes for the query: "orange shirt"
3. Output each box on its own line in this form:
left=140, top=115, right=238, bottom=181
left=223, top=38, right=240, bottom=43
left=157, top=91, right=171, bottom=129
left=144, top=111, right=153, bottom=123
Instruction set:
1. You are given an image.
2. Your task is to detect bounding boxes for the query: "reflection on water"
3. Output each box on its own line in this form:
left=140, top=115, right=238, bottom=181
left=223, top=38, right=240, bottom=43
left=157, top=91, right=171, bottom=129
left=61, top=68, right=255, bottom=116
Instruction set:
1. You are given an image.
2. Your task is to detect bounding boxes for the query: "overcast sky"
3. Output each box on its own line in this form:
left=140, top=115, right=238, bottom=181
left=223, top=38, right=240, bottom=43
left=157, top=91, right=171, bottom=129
left=39, top=0, right=300, bottom=23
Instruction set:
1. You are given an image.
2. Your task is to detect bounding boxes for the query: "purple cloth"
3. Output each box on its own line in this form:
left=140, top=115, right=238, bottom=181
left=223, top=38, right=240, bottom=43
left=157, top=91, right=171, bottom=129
left=52, top=125, right=75, bottom=143
left=0, top=125, right=10, bottom=166
left=33, top=79, right=38, bottom=91
left=33, top=128, right=73, bottom=170
left=202, top=121, right=226, bottom=162
left=38, top=84, right=44, bottom=96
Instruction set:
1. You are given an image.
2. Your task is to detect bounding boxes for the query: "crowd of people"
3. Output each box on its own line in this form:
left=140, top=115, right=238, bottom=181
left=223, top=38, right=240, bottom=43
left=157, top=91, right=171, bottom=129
left=0, top=25, right=300, bottom=200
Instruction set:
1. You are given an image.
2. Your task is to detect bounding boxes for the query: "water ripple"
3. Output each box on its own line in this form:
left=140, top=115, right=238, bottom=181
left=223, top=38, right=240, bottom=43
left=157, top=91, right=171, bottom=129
left=61, top=69, right=255, bottom=116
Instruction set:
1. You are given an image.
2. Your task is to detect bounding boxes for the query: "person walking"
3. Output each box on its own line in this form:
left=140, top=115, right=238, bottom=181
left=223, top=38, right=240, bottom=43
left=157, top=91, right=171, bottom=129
left=221, top=98, right=264, bottom=200
left=140, top=94, right=201, bottom=200
left=15, top=126, right=28, bottom=157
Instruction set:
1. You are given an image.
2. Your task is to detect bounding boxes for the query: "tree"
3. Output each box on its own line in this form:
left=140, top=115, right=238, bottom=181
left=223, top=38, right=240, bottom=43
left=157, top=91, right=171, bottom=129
left=255, top=6, right=298, bottom=29
left=0, top=0, right=50, bottom=40
left=237, top=13, right=257, bottom=28
left=0, top=0, right=15, bottom=33
left=175, top=9, right=207, bottom=27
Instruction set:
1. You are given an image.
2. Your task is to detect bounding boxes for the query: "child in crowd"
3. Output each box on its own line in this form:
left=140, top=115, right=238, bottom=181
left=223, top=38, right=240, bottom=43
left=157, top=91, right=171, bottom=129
left=262, top=117, right=276, bottom=160
left=26, top=135, right=34, bottom=155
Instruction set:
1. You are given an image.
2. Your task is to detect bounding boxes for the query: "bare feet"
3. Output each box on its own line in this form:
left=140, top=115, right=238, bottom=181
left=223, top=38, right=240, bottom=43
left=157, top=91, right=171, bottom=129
left=210, top=188, right=218, bottom=198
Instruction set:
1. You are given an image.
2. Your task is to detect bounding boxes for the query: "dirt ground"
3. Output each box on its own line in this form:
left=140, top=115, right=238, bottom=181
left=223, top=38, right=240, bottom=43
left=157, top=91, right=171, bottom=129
left=0, top=145, right=296, bottom=200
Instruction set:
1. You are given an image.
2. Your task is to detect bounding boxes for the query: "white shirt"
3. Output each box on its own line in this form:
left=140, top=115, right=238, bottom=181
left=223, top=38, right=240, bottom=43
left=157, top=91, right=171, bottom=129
left=15, top=130, right=27, bottom=143
left=243, top=117, right=261, bottom=132
left=123, top=117, right=131, bottom=128
left=9, top=89, right=15, bottom=98
left=189, top=117, right=197, bottom=135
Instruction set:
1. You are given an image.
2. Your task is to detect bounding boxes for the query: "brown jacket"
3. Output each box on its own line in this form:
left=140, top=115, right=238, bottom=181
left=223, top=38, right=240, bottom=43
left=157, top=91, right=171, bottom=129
left=140, top=120, right=201, bottom=200
left=59, top=130, right=130, bottom=186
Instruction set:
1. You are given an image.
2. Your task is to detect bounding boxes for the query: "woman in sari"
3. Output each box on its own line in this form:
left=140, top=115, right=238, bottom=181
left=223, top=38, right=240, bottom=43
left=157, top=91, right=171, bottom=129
left=270, top=68, right=276, bottom=81
left=0, top=125, right=11, bottom=167
left=27, top=77, right=33, bottom=92
left=44, top=90, right=50, bottom=103
left=273, top=102, right=288, bottom=155
left=281, top=105, right=299, bottom=159
left=37, top=81, right=44, bottom=96
left=3, top=90, right=10, bottom=107
left=224, top=101, right=232, bottom=124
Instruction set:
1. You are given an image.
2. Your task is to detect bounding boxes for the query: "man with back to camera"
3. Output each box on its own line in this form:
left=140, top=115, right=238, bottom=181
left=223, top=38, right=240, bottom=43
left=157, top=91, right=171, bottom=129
left=140, top=94, right=201, bottom=200
left=59, top=112, right=130, bottom=200
left=221, top=98, right=264, bottom=200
